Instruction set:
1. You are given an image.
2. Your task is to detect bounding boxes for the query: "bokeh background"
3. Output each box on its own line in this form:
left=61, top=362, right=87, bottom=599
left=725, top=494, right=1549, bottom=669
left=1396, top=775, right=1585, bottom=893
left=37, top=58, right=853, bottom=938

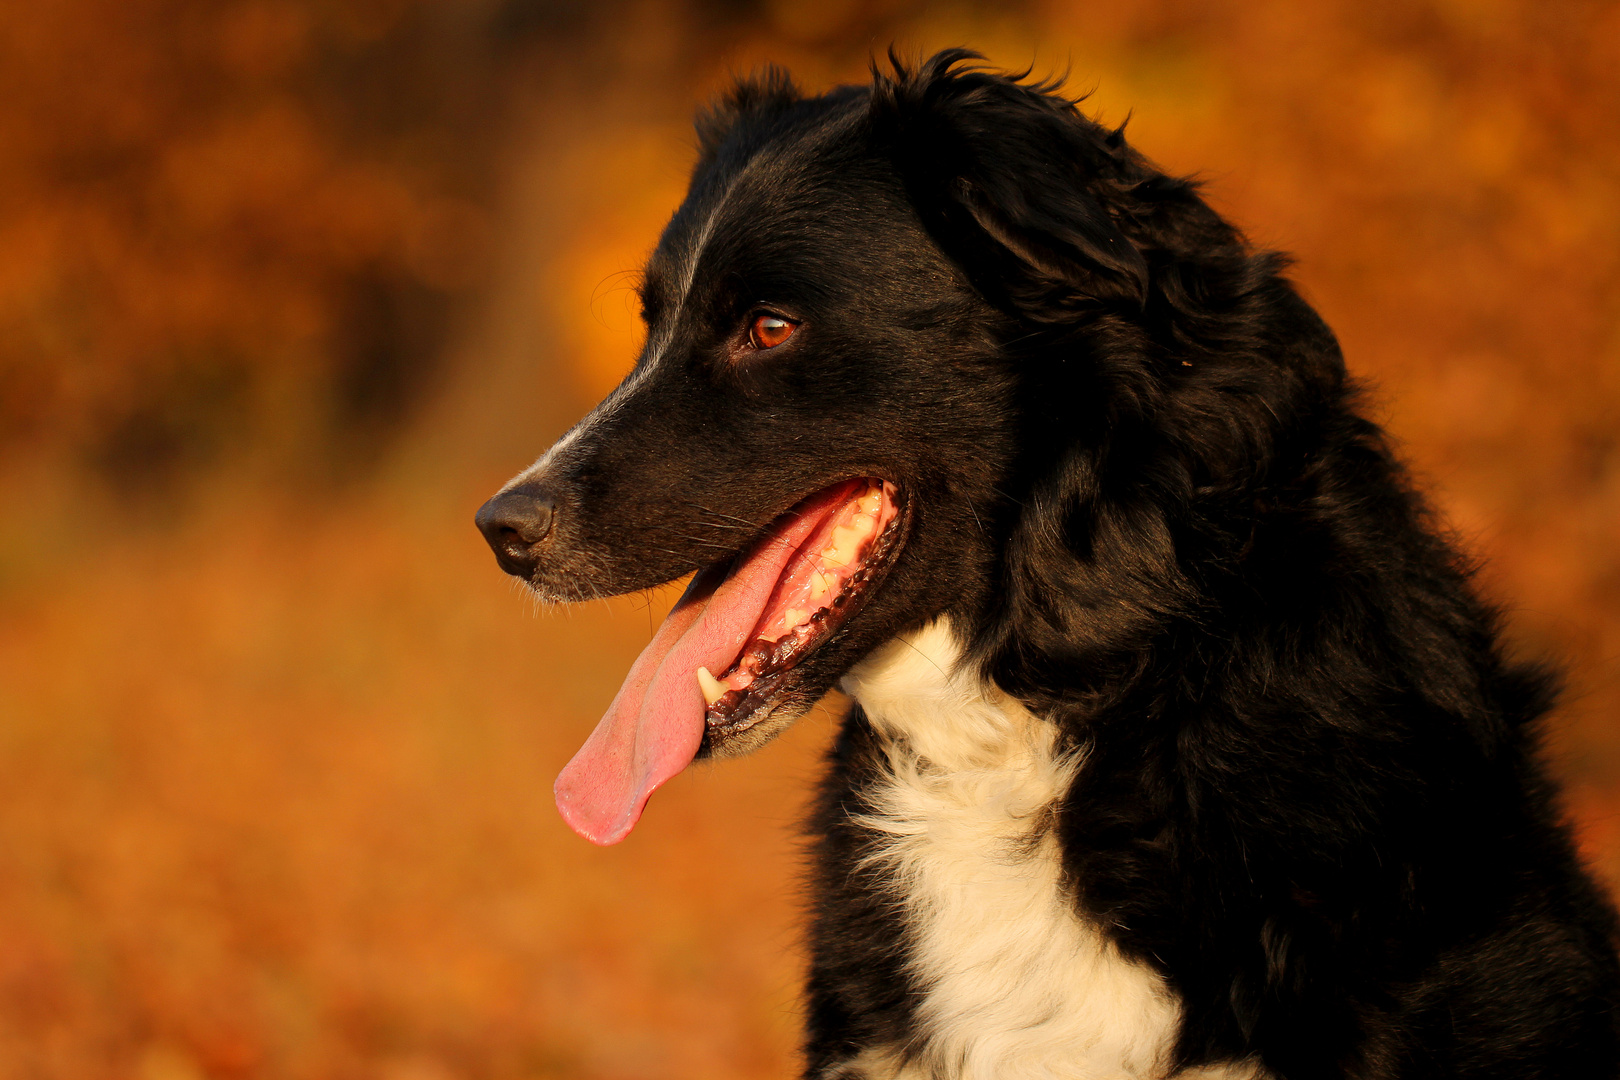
left=1, top=0, right=1617, bottom=1076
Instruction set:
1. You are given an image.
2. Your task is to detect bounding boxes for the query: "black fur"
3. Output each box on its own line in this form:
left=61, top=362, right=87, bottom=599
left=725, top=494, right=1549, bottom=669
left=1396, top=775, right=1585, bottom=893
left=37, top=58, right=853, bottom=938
left=478, top=50, right=1620, bottom=1078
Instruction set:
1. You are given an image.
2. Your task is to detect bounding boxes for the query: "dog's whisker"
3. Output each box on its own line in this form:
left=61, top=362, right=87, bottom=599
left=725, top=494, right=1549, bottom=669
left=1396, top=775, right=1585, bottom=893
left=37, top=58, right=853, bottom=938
left=965, top=498, right=986, bottom=537
left=990, top=484, right=1025, bottom=508
left=675, top=536, right=738, bottom=551
left=681, top=501, right=760, bottom=528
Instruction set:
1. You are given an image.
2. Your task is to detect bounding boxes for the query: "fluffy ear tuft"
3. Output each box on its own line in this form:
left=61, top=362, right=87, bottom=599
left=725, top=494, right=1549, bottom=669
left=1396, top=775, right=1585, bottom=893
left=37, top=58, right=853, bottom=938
left=696, top=66, right=801, bottom=158
left=871, top=49, right=1151, bottom=316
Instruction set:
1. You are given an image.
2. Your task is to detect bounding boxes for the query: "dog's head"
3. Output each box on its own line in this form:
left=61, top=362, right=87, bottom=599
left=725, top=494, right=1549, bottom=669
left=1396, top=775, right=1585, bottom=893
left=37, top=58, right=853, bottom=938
left=477, top=51, right=1326, bottom=842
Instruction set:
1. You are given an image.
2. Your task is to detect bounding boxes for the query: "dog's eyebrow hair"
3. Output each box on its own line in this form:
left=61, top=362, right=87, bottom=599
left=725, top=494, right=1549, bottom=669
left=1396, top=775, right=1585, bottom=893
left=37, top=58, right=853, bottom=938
left=669, top=177, right=737, bottom=319
left=660, top=105, right=865, bottom=350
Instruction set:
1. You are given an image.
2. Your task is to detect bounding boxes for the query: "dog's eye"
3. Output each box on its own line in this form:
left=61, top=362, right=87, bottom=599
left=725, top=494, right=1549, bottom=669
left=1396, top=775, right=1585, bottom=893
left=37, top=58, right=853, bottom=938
left=747, top=313, right=797, bottom=350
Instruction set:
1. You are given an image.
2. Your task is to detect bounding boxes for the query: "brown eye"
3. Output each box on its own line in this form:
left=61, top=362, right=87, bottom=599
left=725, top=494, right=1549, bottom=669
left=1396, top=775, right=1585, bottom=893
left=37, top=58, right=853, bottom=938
left=747, top=313, right=797, bottom=350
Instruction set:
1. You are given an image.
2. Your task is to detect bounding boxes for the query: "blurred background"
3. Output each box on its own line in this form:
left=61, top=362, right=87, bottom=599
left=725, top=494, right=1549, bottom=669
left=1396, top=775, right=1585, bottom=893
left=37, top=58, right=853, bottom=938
left=0, top=0, right=1617, bottom=1076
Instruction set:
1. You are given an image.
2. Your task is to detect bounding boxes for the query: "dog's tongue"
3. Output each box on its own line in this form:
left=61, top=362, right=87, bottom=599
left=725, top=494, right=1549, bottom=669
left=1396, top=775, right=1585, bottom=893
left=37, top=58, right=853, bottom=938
left=553, top=481, right=862, bottom=845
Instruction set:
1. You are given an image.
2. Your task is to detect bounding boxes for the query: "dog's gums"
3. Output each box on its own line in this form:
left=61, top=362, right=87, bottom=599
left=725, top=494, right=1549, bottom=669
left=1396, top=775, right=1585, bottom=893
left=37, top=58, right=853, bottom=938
left=700, top=479, right=898, bottom=725
left=552, top=478, right=903, bottom=845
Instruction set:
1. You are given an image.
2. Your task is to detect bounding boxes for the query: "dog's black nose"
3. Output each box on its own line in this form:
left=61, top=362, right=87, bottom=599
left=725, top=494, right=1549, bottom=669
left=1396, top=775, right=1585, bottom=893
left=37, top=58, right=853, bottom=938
left=475, top=487, right=556, bottom=577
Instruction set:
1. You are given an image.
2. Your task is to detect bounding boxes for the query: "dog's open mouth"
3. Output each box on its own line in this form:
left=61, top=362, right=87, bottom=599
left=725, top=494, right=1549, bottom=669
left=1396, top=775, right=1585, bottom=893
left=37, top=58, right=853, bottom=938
left=700, top=478, right=902, bottom=734
left=554, top=478, right=903, bottom=844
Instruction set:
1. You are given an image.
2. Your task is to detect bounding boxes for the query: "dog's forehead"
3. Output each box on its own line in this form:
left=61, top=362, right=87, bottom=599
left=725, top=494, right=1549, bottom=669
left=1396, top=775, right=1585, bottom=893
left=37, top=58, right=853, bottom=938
left=645, top=104, right=876, bottom=298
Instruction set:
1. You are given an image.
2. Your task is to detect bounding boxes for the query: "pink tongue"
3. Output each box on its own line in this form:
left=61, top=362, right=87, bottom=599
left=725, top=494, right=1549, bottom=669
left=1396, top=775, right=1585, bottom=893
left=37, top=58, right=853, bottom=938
left=553, top=482, right=862, bottom=845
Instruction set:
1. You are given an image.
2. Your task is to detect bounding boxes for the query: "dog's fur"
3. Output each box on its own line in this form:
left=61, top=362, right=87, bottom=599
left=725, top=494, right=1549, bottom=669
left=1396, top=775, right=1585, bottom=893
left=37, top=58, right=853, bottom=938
left=480, top=52, right=1620, bottom=1078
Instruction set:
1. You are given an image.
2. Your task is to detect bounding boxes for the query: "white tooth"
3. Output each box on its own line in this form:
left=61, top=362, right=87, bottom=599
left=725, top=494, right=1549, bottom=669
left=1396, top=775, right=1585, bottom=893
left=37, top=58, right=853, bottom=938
left=783, top=607, right=807, bottom=628
left=809, top=569, right=832, bottom=601
left=859, top=493, right=881, bottom=514
left=696, top=666, right=727, bottom=706
left=829, top=525, right=861, bottom=563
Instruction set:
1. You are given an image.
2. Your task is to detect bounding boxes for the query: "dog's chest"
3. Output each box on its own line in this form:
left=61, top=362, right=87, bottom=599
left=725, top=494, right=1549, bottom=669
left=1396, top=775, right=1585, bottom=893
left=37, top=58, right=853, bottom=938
left=836, top=621, right=1187, bottom=1080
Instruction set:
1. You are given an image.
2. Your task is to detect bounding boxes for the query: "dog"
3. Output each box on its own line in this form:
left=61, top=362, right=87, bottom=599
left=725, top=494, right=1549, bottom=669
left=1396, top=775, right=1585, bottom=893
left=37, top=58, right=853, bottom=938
left=475, top=50, right=1620, bottom=1079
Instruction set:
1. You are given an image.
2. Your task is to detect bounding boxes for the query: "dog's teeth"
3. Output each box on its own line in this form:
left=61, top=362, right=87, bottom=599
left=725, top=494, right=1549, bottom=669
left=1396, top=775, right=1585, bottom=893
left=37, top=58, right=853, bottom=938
left=859, top=492, right=881, bottom=515
left=826, top=524, right=861, bottom=565
left=783, top=607, right=807, bottom=629
left=697, top=666, right=727, bottom=706
left=809, top=569, right=833, bottom=601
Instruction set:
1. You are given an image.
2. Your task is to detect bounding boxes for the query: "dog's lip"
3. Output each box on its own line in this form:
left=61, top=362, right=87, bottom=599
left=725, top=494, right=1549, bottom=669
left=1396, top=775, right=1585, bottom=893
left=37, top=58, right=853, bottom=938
left=700, top=479, right=910, bottom=749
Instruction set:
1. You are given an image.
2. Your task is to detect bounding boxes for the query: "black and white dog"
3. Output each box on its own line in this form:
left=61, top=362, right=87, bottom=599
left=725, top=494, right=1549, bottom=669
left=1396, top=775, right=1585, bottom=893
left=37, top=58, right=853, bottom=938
left=476, top=51, right=1620, bottom=1078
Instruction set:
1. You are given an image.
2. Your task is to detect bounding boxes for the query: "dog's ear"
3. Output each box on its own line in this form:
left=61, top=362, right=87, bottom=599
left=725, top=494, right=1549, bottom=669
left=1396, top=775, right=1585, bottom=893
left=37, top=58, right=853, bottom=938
left=871, top=49, right=1150, bottom=317
left=696, top=66, right=802, bottom=159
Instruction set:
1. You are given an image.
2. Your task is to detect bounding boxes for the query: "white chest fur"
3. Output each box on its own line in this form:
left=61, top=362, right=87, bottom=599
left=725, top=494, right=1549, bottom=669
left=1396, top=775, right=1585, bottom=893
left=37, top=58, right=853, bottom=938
left=835, top=620, right=1260, bottom=1080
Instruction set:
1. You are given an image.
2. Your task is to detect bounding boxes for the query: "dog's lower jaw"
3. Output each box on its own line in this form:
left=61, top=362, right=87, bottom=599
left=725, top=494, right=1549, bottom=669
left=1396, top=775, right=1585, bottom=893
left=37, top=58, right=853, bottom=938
left=701, top=692, right=814, bottom=758
left=830, top=621, right=1268, bottom=1080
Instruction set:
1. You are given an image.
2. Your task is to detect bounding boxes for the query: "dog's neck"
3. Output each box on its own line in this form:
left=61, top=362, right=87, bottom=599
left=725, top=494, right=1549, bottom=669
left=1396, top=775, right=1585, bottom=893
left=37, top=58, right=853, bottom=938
left=839, top=619, right=1050, bottom=772
left=834, top=621, right=1213, bottom=1079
